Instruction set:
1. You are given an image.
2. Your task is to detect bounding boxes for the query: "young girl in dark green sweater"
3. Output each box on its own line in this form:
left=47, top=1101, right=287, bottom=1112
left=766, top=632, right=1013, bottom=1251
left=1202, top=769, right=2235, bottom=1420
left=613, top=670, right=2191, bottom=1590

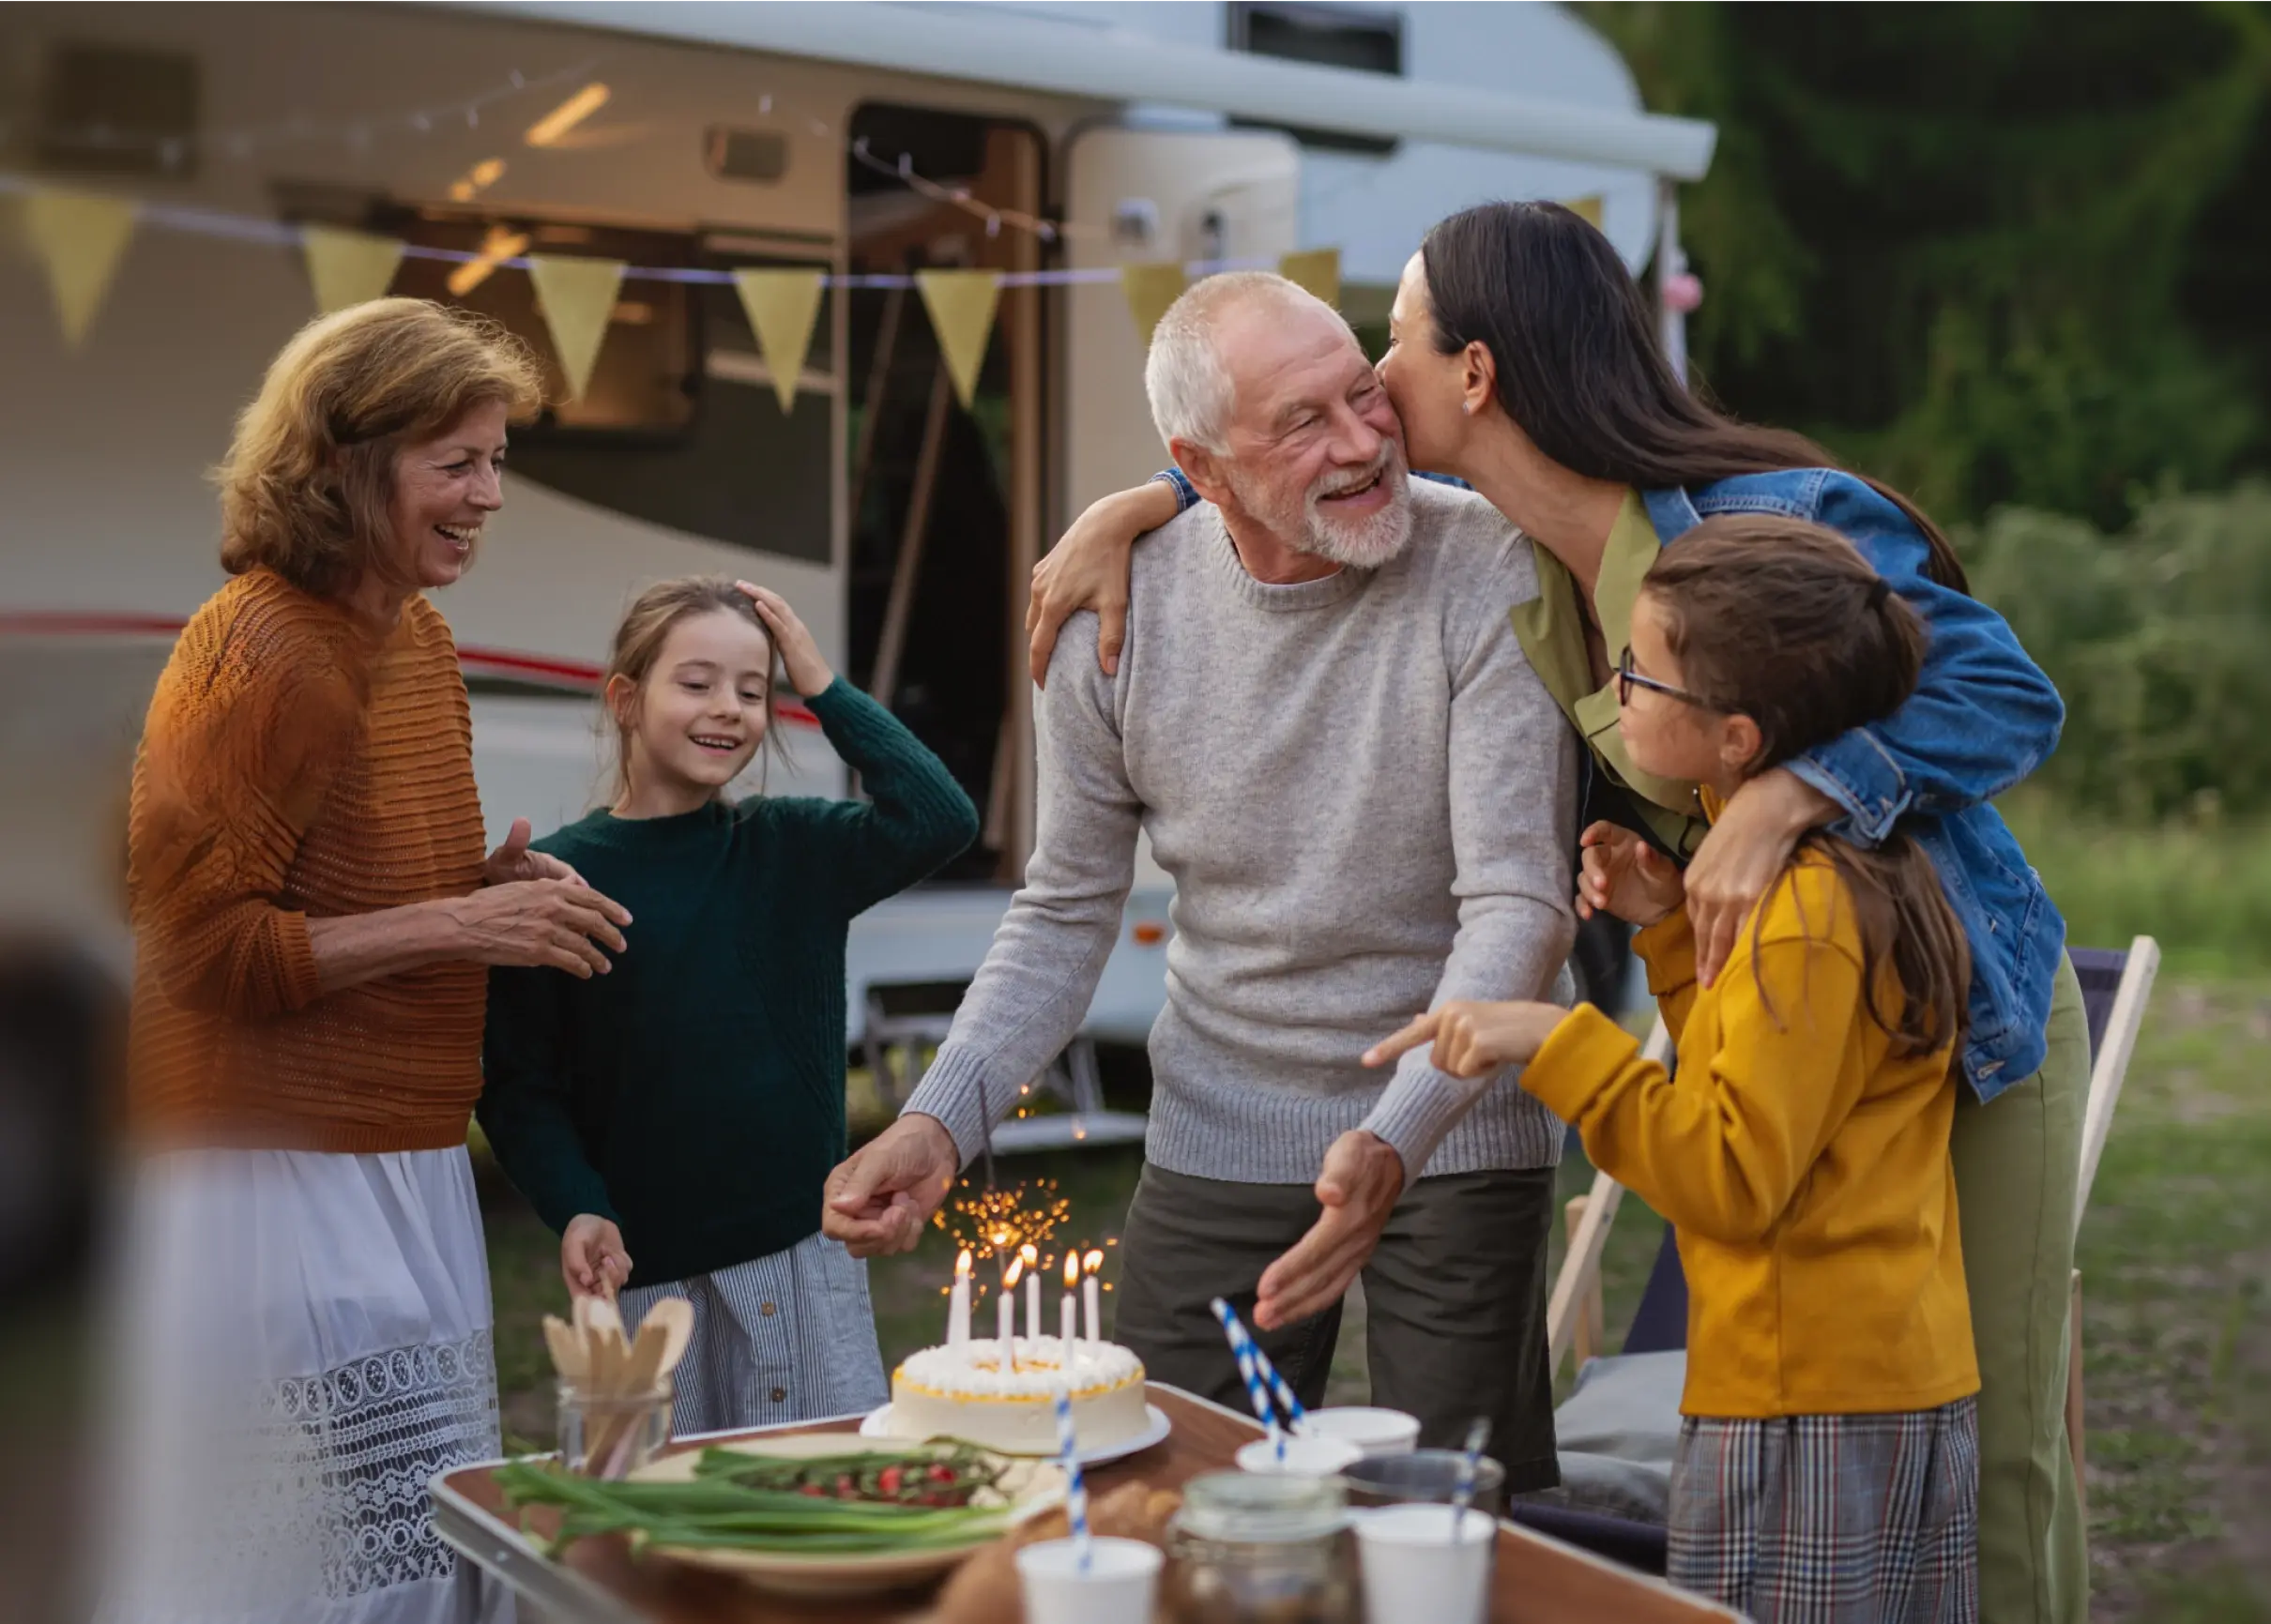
left=479, top=577, right=978, bottom=1432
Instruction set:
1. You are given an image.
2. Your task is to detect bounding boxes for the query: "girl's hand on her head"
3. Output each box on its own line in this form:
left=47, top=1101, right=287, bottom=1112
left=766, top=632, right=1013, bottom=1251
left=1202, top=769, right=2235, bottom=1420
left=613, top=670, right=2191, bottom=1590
left=1027, top=481, right=1179, bottom=687
left=1362, top=1000, right=1568, bottom=1079
left=562, top=1214, right=633, bottom=1300
left=1684, top=768, right=1839, bottom=987
left=735, top=581, right=835, bottom=698
left=1577, top=821, right=1684, bottom=928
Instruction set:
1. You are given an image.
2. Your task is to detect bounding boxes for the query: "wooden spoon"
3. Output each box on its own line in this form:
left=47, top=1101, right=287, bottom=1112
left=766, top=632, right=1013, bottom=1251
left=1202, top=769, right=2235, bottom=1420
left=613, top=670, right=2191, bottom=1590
left=642, top=1298, right=695, bottom=1378
left=541, top=1314, right=587, bottom=1384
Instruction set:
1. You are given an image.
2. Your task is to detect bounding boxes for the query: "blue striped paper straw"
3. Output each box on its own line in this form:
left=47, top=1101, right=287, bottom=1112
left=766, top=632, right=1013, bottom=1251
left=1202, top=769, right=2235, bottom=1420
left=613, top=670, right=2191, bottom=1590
left=1453, top=1415, right=1490, bottom=1544
left=1208, top=1297, right=1286, bottom=1461
left=1051, top=1383, right=1091, bottom=1573
left=1247, top=1338, right=1308, bottom=1436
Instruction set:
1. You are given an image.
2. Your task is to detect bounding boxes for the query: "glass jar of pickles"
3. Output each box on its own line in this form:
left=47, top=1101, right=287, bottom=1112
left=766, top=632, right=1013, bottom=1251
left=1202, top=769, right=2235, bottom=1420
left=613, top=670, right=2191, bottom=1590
left=1163, top=1470, right=1359, bottom=1623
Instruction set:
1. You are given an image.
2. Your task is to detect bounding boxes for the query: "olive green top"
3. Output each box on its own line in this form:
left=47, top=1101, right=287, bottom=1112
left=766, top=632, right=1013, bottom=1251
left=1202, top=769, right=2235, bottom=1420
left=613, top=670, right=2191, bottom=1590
left=1509, top=490, right=1712, bottom=861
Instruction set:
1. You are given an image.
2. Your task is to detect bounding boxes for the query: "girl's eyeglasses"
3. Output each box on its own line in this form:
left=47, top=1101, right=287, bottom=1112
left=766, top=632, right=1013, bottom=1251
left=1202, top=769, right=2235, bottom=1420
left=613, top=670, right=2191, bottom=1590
left=1617, top=646, right=1722, bottom=712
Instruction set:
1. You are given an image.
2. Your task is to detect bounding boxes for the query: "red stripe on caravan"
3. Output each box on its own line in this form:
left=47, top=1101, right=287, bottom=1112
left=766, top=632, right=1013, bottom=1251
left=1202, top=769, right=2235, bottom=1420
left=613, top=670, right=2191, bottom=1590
left=0, top=612, right=822, bottom=727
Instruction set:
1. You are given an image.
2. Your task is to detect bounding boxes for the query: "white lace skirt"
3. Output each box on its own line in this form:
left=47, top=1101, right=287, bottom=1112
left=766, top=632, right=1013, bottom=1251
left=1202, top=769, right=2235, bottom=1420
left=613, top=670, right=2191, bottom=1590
left=96, top=1145, right=510, bottom=1624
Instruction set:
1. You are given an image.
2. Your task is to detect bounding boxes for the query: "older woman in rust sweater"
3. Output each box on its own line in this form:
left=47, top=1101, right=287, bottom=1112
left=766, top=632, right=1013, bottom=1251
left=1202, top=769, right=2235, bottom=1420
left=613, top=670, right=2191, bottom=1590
left=106, top=298, right=629, bottom=1624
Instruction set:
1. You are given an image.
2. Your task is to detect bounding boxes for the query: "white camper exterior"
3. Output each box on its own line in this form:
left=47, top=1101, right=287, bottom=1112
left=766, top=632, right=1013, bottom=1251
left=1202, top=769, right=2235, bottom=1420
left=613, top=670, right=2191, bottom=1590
left=0, top=2, right=1711, bottom=1070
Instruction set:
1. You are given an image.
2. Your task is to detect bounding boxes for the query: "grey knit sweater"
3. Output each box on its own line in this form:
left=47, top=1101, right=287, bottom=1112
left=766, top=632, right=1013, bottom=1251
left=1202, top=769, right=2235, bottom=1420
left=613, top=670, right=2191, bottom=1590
left=905, top=479, right=1579, bottom=1185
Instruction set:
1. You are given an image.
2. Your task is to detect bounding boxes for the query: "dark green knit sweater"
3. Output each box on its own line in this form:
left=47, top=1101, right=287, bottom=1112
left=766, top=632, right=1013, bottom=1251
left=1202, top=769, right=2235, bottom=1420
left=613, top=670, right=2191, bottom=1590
left=477, top=679, right=979, bottom=1288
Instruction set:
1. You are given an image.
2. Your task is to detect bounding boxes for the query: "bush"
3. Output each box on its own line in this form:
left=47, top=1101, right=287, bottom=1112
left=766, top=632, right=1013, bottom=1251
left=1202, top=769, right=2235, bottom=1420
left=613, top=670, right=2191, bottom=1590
left=1997, top=790, right=2271, bottom=973
left=1964, top=483, right=2271, bottom=820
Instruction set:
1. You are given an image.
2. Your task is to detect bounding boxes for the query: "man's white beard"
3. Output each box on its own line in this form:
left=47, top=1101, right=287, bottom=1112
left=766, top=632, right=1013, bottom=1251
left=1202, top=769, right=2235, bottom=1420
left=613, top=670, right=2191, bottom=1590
left=1231, top=446, right=1416, bottom=570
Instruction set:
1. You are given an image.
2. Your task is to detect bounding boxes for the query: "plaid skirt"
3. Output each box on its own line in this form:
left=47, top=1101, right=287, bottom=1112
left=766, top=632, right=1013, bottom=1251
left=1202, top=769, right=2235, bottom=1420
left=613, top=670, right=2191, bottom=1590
left=1668, top=1398, right=1980, bottom=1624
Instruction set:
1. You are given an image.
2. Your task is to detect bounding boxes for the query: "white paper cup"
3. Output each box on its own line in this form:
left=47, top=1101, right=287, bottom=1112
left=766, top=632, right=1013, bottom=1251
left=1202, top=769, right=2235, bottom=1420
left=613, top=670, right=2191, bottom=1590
left=1234, top=1434, right=1364, bottom=1477
left=1015, top=1535, right=1163, bottom=1624
left=1302, top=1405, right=1423, bottom=1456
left=1353, top=1502, right=1495, bottom=1624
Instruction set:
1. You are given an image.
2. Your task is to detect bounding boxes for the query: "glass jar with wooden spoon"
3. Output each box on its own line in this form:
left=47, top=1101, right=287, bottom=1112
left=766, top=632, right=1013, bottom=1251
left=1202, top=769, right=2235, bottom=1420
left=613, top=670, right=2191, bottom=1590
left=548, top=1295, right=694, bottom=1479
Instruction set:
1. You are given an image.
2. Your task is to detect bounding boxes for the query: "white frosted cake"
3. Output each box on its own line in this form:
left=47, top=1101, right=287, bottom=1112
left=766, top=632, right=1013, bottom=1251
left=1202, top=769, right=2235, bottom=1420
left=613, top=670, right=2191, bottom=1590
left=888, top=1337, right=1150, bottom=1455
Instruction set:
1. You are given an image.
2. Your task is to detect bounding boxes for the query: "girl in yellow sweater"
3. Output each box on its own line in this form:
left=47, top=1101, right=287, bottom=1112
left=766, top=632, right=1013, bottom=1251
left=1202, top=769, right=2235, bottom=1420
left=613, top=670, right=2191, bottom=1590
left=1370, top=514, right=1981, bottom=1623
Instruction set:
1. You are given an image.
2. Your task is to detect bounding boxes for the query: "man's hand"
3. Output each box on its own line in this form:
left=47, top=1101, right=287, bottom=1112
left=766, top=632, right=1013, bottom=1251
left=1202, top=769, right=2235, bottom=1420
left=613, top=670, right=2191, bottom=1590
left=1254, top=1131, right=1404, bottom=1330
left=562, top=1214, right=632, bottom=1300
left=1685, top=766, right=1837, bottom=987
left=823, top=1115, right=961, bottom=1258
left=1363, top=1000, right=1567, bottom=1079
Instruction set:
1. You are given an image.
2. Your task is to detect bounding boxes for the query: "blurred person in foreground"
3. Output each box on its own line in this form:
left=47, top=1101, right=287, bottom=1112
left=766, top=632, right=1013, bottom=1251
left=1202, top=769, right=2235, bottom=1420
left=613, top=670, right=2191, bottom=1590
left=100, top=299, right=629, bottom=1624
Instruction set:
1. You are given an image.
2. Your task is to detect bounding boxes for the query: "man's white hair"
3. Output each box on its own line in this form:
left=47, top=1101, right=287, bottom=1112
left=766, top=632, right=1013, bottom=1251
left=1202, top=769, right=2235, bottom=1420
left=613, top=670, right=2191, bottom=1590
left=1144, top=271, right=1351, bottom=452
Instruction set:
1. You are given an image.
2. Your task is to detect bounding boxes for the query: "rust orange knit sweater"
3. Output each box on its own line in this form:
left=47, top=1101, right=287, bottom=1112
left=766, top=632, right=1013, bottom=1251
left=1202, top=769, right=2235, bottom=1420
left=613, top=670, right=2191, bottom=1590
left=127, top=568, right=488, bottom=1152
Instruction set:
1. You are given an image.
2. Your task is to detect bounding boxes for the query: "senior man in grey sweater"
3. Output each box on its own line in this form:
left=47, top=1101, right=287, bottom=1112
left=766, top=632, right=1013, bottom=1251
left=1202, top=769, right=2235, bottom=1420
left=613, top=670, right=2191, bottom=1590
left=823, top=271, right=1578, bottom=1482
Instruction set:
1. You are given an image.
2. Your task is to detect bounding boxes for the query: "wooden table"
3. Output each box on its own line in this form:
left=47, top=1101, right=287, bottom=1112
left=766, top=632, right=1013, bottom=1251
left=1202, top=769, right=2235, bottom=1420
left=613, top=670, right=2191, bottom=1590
left=433, top=1384, right=1736, bottom=1623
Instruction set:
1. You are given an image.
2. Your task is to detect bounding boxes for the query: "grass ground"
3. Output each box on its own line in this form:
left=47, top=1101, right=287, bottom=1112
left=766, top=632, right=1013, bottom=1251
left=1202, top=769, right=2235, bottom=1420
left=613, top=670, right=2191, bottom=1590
left=482, top=975, right=2271, bottom=1618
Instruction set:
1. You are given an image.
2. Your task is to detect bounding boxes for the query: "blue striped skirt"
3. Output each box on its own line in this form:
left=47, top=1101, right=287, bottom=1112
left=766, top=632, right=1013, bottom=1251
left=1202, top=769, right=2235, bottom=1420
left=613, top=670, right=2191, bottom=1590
left=619, top=1230, right=890, bottom=1437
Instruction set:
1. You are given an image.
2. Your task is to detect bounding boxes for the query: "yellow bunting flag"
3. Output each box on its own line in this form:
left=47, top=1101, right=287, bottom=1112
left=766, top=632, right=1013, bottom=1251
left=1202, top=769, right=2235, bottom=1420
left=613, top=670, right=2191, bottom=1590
left=914, top=268, right=1003, bottom=408
left=1120, top=261, right=1188, bottom=347
left=300, top=224, right=404, bottom=315
left=526, top=254, right=626, bottom=401
left=731, top=267, right=827, bottom=413
left=24, top=188, right=137, bottom=347
left=1562, top=194, right=1605, bottom=229
left=1277, top=247, right=1341, bottom=310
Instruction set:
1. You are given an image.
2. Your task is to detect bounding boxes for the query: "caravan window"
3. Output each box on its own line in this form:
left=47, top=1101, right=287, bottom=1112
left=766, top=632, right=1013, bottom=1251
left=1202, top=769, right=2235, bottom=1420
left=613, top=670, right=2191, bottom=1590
left=381, top=211, right=698, bottom=435
left=373, top=206, right=834, bottom=567
left=1227, top=2, right=1403, bottom=156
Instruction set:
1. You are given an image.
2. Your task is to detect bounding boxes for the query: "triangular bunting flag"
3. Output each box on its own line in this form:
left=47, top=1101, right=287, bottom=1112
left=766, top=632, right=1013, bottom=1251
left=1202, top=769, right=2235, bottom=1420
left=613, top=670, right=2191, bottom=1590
left=1120, top=261, right=1188, bottom=347
left=24, top=188, right=137, bottom=347
left=526, top=254, right=626, bottom=402
left=731, top=267, right=827, bottom=413
left=1563, top=195, right=1605, bottom=229
left=301, top=224, right=404, bottom=315
left=1277, top=247, right=1341, bottom=310
left=914, top=269, right=1003, bottom=408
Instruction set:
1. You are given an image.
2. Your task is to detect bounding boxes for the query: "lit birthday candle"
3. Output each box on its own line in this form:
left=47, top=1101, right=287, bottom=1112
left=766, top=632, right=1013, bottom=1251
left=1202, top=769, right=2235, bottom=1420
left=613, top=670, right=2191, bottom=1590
left=999, top=1257, right=1023, bottom=1370
left=948, top=1249, right=972, bottom=1349
left=1060, top=1252, right=1079, bottom=1366
left=1082, top=1250, right=1104, bottom=1344
left=1021, top=1244, right=1042, bottom=1345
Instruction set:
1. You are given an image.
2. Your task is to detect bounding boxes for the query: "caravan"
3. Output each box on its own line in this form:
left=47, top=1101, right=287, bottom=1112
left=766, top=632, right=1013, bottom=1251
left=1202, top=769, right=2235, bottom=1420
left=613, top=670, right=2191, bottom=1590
left=0, top=1, right=1712, bottom=1171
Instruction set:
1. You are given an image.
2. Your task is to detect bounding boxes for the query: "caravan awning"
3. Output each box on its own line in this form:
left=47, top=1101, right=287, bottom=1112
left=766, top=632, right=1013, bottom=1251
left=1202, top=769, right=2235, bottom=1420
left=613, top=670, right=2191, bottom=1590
left=466, top=1, right=1717, bottom=180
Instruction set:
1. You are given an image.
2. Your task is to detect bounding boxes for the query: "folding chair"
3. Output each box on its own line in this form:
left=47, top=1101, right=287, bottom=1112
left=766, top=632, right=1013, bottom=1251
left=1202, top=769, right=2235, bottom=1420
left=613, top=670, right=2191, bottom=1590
left=1513, top=937, right=2161, bottom=1571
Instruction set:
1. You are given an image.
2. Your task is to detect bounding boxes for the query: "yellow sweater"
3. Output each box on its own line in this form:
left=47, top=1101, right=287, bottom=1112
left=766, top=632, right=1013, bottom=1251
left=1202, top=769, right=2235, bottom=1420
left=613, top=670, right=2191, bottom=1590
left=1523, top=852, right=1978, bottom=1419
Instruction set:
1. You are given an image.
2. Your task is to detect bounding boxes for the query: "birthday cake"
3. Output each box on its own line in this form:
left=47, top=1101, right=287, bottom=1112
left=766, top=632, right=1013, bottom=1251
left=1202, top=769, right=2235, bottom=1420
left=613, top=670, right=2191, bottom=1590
left=889, top=1337, right=1150, bottom=1455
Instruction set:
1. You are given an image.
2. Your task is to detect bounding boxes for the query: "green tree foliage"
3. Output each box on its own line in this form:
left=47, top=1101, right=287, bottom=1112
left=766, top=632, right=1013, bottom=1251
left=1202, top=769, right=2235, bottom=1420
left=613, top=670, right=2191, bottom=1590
left=1963, top=484, right=2271, bottom=818
left=1584, top=3, right=2271, bottom=528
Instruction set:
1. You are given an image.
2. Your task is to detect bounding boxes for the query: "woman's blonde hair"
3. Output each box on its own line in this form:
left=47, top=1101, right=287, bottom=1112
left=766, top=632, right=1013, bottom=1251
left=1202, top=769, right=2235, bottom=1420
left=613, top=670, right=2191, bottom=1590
left=215, top=298, right=544, bottom=599
left=603, top=577, right=790, bottom=805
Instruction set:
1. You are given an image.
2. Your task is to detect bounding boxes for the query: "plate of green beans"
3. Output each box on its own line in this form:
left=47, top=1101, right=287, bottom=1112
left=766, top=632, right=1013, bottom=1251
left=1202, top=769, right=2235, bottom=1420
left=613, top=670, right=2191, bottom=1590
left=495, top=1433, right=1067, bottom=1597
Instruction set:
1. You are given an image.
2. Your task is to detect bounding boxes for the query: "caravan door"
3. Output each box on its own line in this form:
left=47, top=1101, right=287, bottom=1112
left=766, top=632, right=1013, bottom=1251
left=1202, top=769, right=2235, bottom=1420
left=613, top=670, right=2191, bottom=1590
left=1060, top=126, right=1301, bottom=518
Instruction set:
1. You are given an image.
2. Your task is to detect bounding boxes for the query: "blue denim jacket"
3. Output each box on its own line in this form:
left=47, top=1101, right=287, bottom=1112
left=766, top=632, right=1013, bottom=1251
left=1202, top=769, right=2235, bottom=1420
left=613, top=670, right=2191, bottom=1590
left=1644, top=472, right=2065, bottom=1100
left=1144, top=465, right=2066, bottom=1099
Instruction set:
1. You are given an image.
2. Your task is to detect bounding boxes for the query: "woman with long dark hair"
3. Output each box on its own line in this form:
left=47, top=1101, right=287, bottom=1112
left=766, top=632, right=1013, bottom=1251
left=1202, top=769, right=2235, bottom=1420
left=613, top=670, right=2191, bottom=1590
left=1028, top=203, right=2086, bottom=1624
